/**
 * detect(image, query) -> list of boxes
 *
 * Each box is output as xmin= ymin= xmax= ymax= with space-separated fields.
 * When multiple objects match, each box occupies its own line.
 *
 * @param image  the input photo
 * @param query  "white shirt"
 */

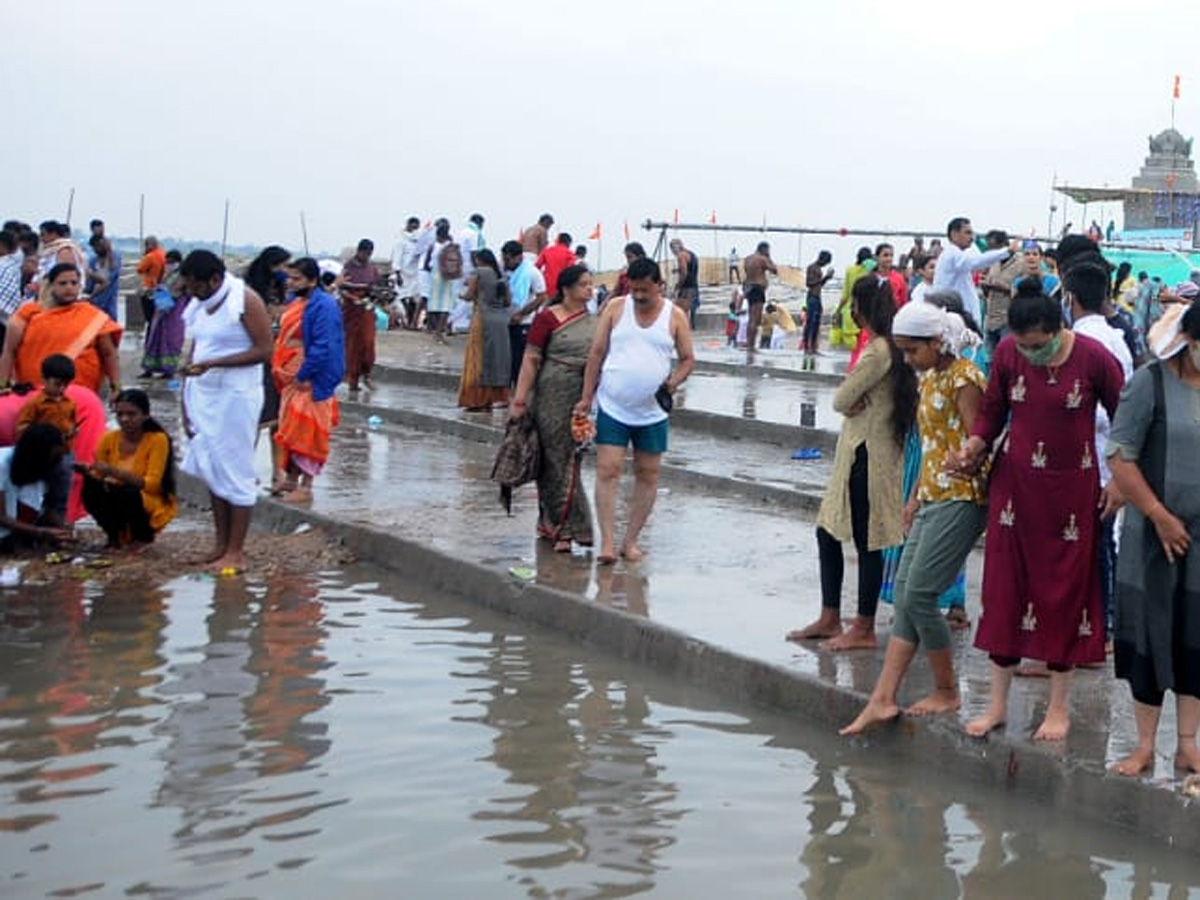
xmin=1072 ymin=315 xmax=1133 ymax=486
xmin=391 ymin=231 xmax=422 ymax=296
xmin=0 ymin=447 xmax=46 ymax=540
xmin=931 ymin=242 xmax=1010 ymax=309
xmin=511 ymin=265 xmax=547 ymax=325
xmin=457 ymin=223 xmax=485 ymax=278
xmin=911 ymin=281 xmax=931 ymax=304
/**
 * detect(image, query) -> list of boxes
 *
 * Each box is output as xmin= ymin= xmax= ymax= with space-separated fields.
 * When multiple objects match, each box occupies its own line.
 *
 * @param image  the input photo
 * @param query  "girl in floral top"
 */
xmin=841 ymin=302 xmax=988 ymax=735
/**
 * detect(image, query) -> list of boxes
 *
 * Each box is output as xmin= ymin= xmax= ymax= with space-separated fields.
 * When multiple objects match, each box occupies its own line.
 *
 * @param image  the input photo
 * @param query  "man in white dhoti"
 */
xmin=179 ymin=251 xmax=274 ymax=574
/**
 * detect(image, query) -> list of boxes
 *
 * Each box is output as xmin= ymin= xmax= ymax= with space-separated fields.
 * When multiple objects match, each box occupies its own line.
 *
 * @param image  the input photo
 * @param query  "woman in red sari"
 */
xmin=949 ymin=279 xmax=1124 ymax=741
xmin=271 ymin=258 xmax=345 ymax=503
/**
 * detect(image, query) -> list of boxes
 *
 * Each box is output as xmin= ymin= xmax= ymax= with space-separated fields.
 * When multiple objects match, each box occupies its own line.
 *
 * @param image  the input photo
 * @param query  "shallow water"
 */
xmin=1 ymin=567 xmax=1198 ymax=899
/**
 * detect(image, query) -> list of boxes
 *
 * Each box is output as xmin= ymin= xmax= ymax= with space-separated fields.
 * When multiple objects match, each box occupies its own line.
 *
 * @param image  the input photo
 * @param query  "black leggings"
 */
xmin=81 ymin=476 xmax=154 ymax=545
xmin=818 ymin=444 xmax=882 ymax=618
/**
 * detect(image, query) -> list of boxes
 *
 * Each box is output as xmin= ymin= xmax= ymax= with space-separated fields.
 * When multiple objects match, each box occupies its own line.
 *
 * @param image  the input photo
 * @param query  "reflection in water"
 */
xmin=154 ymin=575 xmax=332 ymax=846
xmin=469 ymin=627 xmax=678 ymax=896
xmin=2 ymin=567 xmax=1200 ymax=897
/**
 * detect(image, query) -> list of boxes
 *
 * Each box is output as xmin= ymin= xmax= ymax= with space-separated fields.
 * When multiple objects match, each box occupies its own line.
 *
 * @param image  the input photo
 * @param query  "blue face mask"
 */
xmin=273 ymin=269 xmax=288 ymax=285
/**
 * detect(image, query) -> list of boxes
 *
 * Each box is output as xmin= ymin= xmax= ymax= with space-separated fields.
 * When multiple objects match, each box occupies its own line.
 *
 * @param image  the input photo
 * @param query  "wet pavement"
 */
xmin=108 ymin=330 xmax=1200 ymax=849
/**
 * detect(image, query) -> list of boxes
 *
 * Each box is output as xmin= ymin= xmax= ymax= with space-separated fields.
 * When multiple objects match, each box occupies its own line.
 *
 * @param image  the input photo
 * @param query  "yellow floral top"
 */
xmin=917 ymin=357 xmax=988 ymax=505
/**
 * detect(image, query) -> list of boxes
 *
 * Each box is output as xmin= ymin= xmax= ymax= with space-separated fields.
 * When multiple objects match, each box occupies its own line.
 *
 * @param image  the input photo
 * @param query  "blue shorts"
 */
xmin=595 ymin=407 xmax=669 ymax=454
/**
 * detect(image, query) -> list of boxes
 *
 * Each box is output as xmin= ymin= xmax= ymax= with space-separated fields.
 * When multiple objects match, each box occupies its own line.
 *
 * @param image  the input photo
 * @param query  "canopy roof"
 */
xmin=1057 ymin=184 xmax=1200 ymax=203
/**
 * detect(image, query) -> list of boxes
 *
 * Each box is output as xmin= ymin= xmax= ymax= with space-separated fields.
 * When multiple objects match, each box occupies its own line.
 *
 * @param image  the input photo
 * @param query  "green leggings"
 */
xmin=892 ymin=501 xmax=987 ymax=651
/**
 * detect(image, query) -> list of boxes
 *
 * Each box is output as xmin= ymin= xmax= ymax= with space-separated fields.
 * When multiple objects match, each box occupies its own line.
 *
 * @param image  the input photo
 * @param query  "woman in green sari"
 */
xmin=510 ymin=265 xmax=596 ymax=552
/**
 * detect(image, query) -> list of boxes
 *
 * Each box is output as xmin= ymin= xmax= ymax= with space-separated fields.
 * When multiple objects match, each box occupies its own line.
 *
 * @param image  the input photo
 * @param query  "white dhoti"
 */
xmin=182 ymin=366 xmax=263 ymax=506
xmin=180 ymin=273 xmax=264 ymax=507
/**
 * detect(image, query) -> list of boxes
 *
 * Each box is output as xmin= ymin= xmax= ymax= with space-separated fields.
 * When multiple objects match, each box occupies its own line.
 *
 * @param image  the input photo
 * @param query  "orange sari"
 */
xmin=272 ymin=299 xmax=339 ymax=475
xmin=12 ymin=301 xmax=123 ymax=392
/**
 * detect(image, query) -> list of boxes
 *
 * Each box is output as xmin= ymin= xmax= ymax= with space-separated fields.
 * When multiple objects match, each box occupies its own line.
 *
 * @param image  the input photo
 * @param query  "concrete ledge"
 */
xmin=176 ymin=471 xmax=1200 ymax=852
xmin=370 ymin=363 xmax=839 ymax=452
xmin=338 ymin=400 xmax=824 ymax=513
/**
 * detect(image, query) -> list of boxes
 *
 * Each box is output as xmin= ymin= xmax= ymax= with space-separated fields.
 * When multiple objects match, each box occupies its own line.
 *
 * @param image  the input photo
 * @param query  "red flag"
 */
xmin=588 ymin=222 xmax=601 ymax=240
xmin=623 ymin=220 xmax=630 ymax=241
xmin=709 ymin=210 xmax=717 ymax=224
xmin=1175 ymin=74 xmax=1182 ymax=99
xmin=673 ymin=208 xmax=680 ymax=225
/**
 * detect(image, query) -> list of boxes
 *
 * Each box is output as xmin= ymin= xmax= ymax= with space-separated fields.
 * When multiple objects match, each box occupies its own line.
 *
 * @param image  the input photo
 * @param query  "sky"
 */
xmin=6 ymin=0 xmax=1198 ymax=265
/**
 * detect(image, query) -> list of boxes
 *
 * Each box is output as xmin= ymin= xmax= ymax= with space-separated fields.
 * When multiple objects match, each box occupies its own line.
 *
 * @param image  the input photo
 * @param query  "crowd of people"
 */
xmin=1 ymin=208 xmax=1198 ymax=779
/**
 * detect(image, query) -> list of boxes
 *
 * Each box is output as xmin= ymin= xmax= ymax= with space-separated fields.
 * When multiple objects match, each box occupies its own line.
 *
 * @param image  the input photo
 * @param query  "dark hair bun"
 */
xmin=1015 ymin=276 xmax=1045 ymax=299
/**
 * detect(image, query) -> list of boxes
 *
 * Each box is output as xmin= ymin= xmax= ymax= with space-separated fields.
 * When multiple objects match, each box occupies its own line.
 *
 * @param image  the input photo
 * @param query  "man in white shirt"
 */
xmin=391 ymin=217 xmax=423 ymax=329
xmin=931 ymin=217 xmax=1013 ymax=325
xmin=1062 ymin=258 xmax=1132 ymax=643
xmin=501 ymin=240 xmax=547 ymax=386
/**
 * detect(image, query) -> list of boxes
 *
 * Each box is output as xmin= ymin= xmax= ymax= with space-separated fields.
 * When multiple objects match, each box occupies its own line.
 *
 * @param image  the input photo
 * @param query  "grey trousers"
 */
xmin=893 ymin=500 xmax=987 ymax=651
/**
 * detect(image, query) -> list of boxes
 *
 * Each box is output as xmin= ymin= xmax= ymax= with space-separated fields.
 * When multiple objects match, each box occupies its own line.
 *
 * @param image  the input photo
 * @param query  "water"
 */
xmin=2 ymin=567 xmax=1199 ymax=899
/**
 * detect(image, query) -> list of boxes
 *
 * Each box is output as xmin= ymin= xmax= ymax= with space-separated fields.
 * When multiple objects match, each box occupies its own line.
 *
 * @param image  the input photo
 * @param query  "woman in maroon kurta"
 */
xmin=949 ymin=281 xmax=1123 ymax=741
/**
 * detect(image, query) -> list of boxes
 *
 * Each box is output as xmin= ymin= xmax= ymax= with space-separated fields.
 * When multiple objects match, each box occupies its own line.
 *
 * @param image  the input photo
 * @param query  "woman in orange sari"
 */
xmin=0 ymin=263 xmax=123 ymax=394
xmin=271 ymin=258 xmax=345 ymax=503
xmin=0 ymin=263 xmax=123 ymax=522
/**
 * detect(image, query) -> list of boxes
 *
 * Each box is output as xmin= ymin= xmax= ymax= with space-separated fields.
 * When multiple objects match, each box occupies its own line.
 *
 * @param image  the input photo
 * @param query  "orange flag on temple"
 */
xmin=1175 ymin=74 xmax=1182 ymax=99
xmin=588 ymin=222 xmax=601 ymax=240
xmin=623 ymin=220 xmax=630 ymax=240
xmin=709 ymin=210 xmax=717 ymax=224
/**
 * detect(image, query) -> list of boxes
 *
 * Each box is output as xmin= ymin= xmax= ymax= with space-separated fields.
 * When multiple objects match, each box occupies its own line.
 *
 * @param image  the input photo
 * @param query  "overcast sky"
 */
xmin=7 ymin=0 xmax=1195 ymax=263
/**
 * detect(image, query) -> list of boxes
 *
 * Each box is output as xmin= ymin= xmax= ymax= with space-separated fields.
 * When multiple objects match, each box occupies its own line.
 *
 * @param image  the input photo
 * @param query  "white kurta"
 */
xmin=181 ymin=275 xmax=264 ymax=506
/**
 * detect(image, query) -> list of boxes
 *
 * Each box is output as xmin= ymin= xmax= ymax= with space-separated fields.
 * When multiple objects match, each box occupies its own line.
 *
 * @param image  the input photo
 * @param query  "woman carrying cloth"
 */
xmin=510 ymin=265 xmax=596 ymax=552
xmin=271 ymin=258 xmax=345 ymax=503
xmin=79 ymin=388 xmax=178 ymax=549
xmin=0 ymin=262 xmax=123 ymax=395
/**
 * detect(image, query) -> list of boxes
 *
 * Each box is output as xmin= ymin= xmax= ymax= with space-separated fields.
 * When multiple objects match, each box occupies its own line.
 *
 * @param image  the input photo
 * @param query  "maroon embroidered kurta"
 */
xmin=972 ymin=334 xmax=1124 ymax=666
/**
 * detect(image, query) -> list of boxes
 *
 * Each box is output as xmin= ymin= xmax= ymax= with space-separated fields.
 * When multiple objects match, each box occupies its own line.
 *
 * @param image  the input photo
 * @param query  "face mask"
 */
xmin=1189 ymin=341 xmax=1200 ymax=370
xmin=1016 ymin=332 xmax=1062 ymax=367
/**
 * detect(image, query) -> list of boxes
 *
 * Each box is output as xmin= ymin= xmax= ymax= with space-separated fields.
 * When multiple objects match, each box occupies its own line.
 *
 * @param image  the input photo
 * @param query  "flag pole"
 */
xmin=65 ymin=187 xmax=75 ymax=227
xmin=138 ymin=194 xmax=145 ymax=246
xmin=300 ymin=211 xmax=310 ymax=255
xmin=220 ymin=199 xmax=230 ymax=259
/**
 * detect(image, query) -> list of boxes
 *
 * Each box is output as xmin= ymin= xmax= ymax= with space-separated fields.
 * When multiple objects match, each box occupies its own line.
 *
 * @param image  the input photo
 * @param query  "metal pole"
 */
xmin=300 ymin=211 xmax=310 ymax=255
xmin=644 ymin=219 xmax=948 ymax=240
xmin=138 ymin=194 xmax=145 ymax=245
xmin=220 ymin=199 xmax=230 ymax=259
xmin=65 ymin=187 xmax=75 ymax=227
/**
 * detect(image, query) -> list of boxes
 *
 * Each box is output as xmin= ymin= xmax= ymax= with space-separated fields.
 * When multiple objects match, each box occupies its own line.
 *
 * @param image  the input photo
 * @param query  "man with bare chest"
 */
xmin=742 ymin=241 xmax=777 ymax=354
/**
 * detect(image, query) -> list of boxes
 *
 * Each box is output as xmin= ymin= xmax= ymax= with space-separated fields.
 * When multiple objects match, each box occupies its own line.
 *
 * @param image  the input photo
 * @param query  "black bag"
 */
xmin=654 ymin=383 xmax=674 ymax=414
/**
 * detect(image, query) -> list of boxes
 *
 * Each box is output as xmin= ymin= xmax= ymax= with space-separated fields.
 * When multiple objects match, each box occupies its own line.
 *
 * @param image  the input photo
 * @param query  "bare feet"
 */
xmin=597 ymin=550 xmax=617 ymax=566
xmin=1111 ymin=746 xmax=1155 ymax=777
xmin=965 ymin=708 xmax=1007 ymax=738
xmin=907 ymin=688 xmax=960 ymax=717
xmin=553 ymin=539 xmax=572 ymax=553
xmin=279 ymin=486 xmax=313 ymax=504
xmin=786 ymin=613 xmax=842 ymax=643
xmin=209 ymin=553 xmax=247 ymax=575
xmin=822 ymin=623 xmax=877 ymax=652
xmin=1032 ymin=708 xmax=1070 ymax=742
xmin=620 ymin=544 xmax=645 ymax=562
xmin=839 ymin=700 xmax=900 ymax=736
xmin=1175 ymin=742 xmax=1200 ymax=773
xmin=201 ymin=547 xmax=226 ymax=565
